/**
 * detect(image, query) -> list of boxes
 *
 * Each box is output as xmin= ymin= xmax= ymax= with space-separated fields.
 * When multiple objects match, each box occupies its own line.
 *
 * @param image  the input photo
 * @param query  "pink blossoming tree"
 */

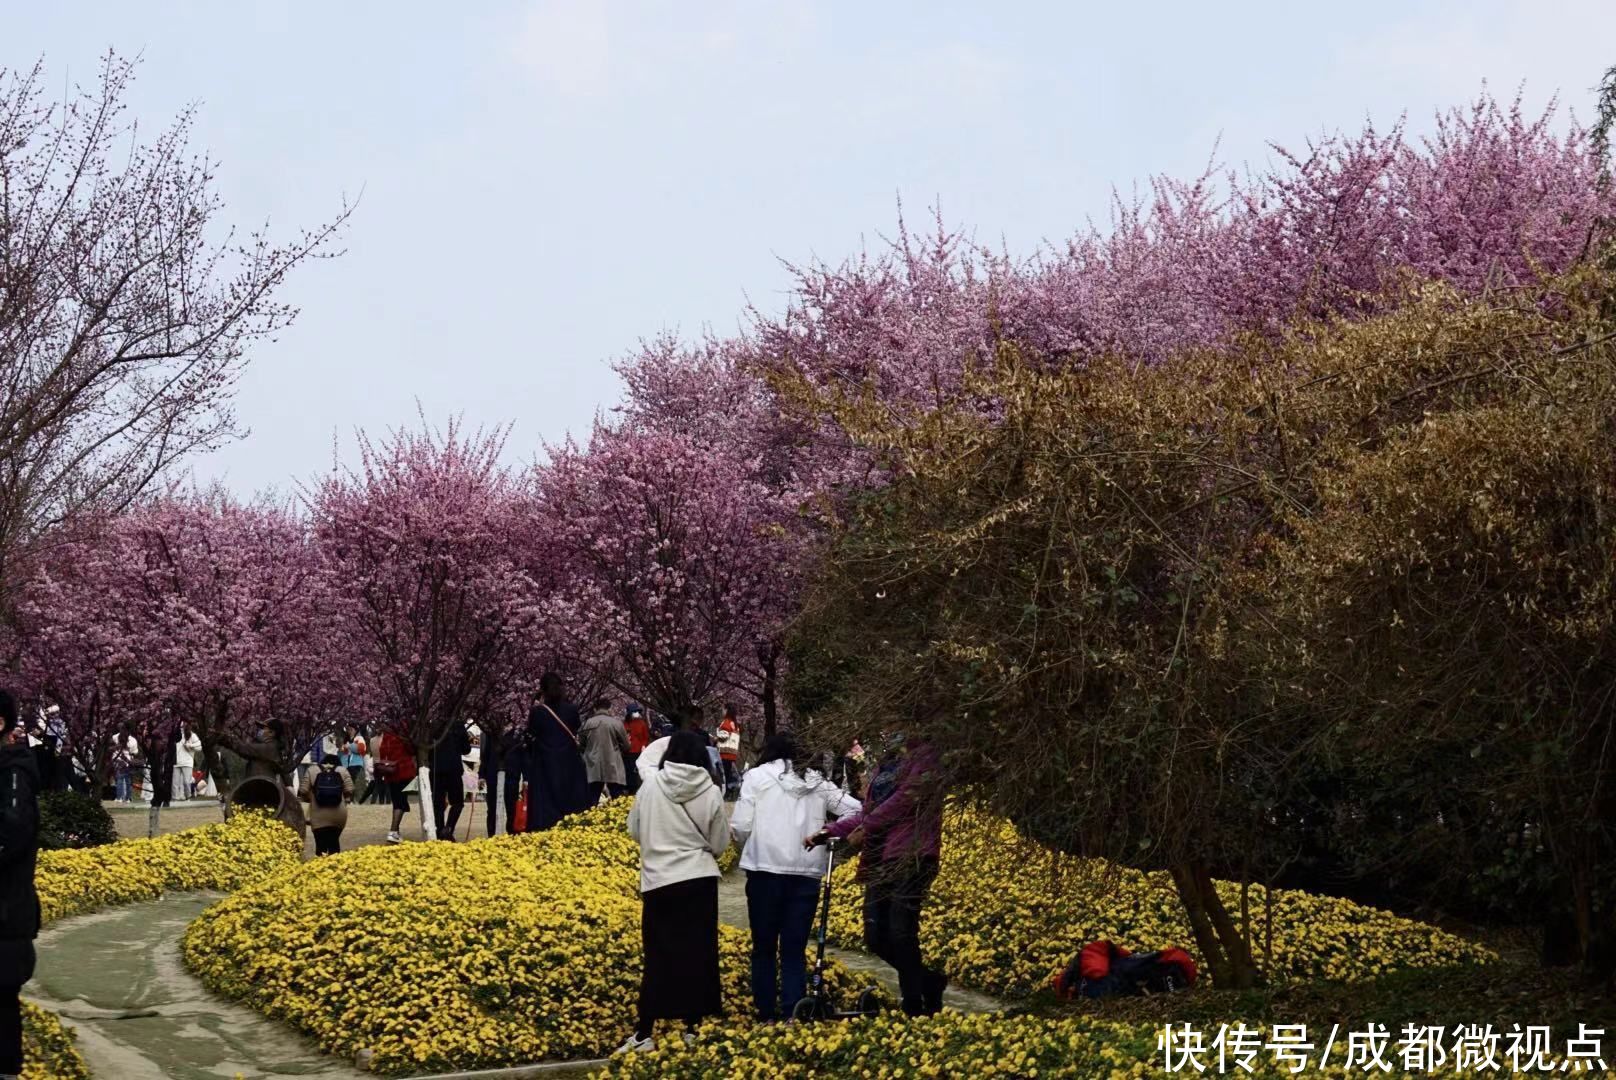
xmin=536 ymin=426 xmax=803 ymax=731
xmin=6 ymin=490 xmax=354 ymax=832
xmin=310 ymin=421 xmax=537 ymax=840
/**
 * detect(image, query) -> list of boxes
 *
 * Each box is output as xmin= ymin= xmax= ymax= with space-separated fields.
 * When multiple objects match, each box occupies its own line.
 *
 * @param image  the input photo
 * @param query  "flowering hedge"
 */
xmin=21 ymin=1004 xmax=91 ymax=1080
xmin=826 ymin=809 xmax=1495 ymax=997
xmin=593 ymin=1010 xmax=1589 ymax=1079
xmin=37 ymin=811 xmax=301 ymax=923
xmin=595 ymin=1012 xmax=1167 ymax=1080
xmin=184 ymin=798 xmax=851 ymax=1075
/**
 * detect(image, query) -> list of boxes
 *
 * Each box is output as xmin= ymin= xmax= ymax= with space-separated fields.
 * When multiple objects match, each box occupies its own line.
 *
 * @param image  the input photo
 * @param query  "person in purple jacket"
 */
xmin=806 ymin=736 xmax=947 ymax=1016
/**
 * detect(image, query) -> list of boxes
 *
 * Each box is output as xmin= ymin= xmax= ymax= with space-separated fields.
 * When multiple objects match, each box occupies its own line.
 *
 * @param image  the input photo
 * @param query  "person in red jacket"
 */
xmin=376 ymin=730 xmax=418 ymax=844
xmin=622 ymin=703 xmax=651 ymax=795
xmin=716 ymin=703 xmax=742 ymax=802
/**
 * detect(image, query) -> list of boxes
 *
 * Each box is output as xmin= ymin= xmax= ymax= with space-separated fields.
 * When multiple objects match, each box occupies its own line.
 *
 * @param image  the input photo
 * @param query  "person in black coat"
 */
xmin=431 ymin=719 xmax=472 ymax=841
xmin=0 ymin=690 xmax=40 ymax=1079
xmin=476 ymin=725 xmax=526 ymax=837
xmin=523 ymin=672 xmax=591 ymax=832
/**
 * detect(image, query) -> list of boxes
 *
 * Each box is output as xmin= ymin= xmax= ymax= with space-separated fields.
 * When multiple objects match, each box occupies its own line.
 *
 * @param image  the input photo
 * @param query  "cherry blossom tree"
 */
xmin=0 ymin=54 xmax=348 ymax=604
xmin=5 ymin=490 xmax=354 ymax=832
xmin=310 ymin=421 xmax=536 ymax=840
xmin=6 ymin=512 xmax=160 ymax=795
xmin=748 ymin=95 xmax=1609 ymax=411
xmin=536 ymin=426 xmax=803 ymax=730
xmin=603 ymin=91 xmax=1613 ymax=743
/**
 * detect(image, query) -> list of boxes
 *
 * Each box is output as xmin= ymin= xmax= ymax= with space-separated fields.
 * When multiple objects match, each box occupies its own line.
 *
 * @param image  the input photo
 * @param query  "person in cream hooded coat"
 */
xmin=620 ymin=731 xmax=729 ymax=1055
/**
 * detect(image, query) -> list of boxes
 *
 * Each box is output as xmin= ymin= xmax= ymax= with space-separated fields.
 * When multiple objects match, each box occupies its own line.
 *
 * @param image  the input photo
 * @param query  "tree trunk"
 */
xmin=1241 ymin=880 xmax=1251 ymax=946
xmin=1171 ymin=863 xmax=1230 ymax=986
xmin=493 ymin=770 xmax=508 ymax=836
xmin=1198 ymin=865 xmax=1266 ymax=988
xmin=758 ymin=639 xmax=780 ymax=737
xmin=1171 ymin=861 xmax=1265 ymax=989
xmin=414 ymin=754 xmax=436 ymax=841
xmin=1264 ymin=883 xmax=1275 ymax=967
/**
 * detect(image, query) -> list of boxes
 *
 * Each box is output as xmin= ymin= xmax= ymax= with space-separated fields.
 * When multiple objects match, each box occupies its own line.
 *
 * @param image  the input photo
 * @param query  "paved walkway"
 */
xmin=27 ymin=892 xmax=367 ymax=1080
xmin=104 ymin=798 xmax=464 ymax=854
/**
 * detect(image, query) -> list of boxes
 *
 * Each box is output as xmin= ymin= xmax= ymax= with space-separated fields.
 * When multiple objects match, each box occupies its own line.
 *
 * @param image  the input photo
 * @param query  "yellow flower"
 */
xmin=183 ymin=798 xmax=854 ymax=1076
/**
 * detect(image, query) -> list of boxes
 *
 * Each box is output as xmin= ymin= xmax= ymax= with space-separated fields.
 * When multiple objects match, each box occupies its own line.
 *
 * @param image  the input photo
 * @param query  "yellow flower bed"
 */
xmin=20 ymin=1003 xmax=90 ymax=1080
xmin=184 ymin=801 xmax=852 ymax=1075
xmin=37 ymin=812 xmax=301 ymax=923
xmin=826 ymin=809 xmax=1495 ymax=997
xmin=595 ymin=1011 xmax=1171 ymax=1079
xmin=593 ymin=1011 xmax=1576 ymax=1079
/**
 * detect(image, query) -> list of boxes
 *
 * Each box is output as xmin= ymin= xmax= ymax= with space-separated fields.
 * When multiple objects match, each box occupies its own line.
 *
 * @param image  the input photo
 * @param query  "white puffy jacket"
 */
xmin=730 ymin=760 xmax=862 ymax=878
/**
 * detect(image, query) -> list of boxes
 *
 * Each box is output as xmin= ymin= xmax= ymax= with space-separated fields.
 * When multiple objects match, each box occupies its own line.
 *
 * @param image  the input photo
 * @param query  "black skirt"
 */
xmin=639 ymin=876 xmax=722 ymax=1022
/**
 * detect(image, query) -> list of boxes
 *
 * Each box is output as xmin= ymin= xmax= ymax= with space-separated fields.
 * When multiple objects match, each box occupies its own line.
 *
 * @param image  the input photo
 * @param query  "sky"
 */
xmin=7 ymin=1 xmax=1616 ymax=496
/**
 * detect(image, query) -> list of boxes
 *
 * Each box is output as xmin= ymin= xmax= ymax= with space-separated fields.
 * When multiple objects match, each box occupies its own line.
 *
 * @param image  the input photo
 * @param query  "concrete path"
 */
xmin=26 ymin=892 xmax=367 ymax=1080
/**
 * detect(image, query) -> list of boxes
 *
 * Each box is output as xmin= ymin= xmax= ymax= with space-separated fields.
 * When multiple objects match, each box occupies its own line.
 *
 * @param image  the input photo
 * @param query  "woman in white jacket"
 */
xmin=619 ymin=730 xmax=729 ymax=1054
xmin=729 ymin=734 xmax=861 ymax=1021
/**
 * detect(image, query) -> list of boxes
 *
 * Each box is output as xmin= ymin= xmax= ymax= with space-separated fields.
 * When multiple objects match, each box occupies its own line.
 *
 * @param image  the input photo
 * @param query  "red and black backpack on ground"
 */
xmin=1052 ymin=940 xmax=1198 ymax=1000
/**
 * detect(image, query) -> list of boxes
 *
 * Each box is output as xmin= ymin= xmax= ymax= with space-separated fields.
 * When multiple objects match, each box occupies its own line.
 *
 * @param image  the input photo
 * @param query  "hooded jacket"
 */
xmin=730 ymin=759 xmax=861 ymax=878
xmin=0 ymin=743 xmax=41 ymax=946
xmin=626 ymin=761 xmax=729 ymax=893
xmin=638 ymin=735 xmax=723 ymax=788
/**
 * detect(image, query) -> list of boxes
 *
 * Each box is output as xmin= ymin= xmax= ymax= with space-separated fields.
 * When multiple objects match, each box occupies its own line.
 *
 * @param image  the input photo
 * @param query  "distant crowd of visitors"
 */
xmin=264 ymin=676 xmax=758 ymax=855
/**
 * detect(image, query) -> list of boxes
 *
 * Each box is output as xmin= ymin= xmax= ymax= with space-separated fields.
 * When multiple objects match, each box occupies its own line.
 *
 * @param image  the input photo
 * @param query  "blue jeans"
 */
xmin=745 ymin=870 xmax=822 ymax=1020
xmin=114 ymin=771 xmax=131 ymax=801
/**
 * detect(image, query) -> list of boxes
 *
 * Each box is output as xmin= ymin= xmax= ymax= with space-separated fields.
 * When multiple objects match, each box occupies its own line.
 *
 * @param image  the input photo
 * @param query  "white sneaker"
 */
xmin=613 ymin=1034 xmax=654 ymax=1055
xmin=385 ymin=831 xmax=402 ymax=844
xmin=681 ymin=1031 xmax=698 ymax=1046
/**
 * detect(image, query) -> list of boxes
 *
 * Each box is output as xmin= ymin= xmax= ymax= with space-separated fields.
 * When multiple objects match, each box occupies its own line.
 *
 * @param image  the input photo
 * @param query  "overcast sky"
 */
xmin=8 ymin=1 xmax=1616 ymax=496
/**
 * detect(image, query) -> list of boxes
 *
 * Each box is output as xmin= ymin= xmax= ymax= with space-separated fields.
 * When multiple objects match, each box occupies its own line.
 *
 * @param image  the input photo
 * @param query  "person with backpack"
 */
xmin=617 ymin=730 xmax=729 ymax=1055
xmin=808 ymin=736 xmax=947 ymax=1017
xmin=731 ymin=734 xmax=861 ymax=1021
xmin=375 ymin=729 xmax=418 ymax=844
xmin=299 ymin=755 xmax=353 ymax=855
xmin=0 ymin=690 xmax=41 ymax=1080
xmin=432 ymin=719 xmax=472 ymax=841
